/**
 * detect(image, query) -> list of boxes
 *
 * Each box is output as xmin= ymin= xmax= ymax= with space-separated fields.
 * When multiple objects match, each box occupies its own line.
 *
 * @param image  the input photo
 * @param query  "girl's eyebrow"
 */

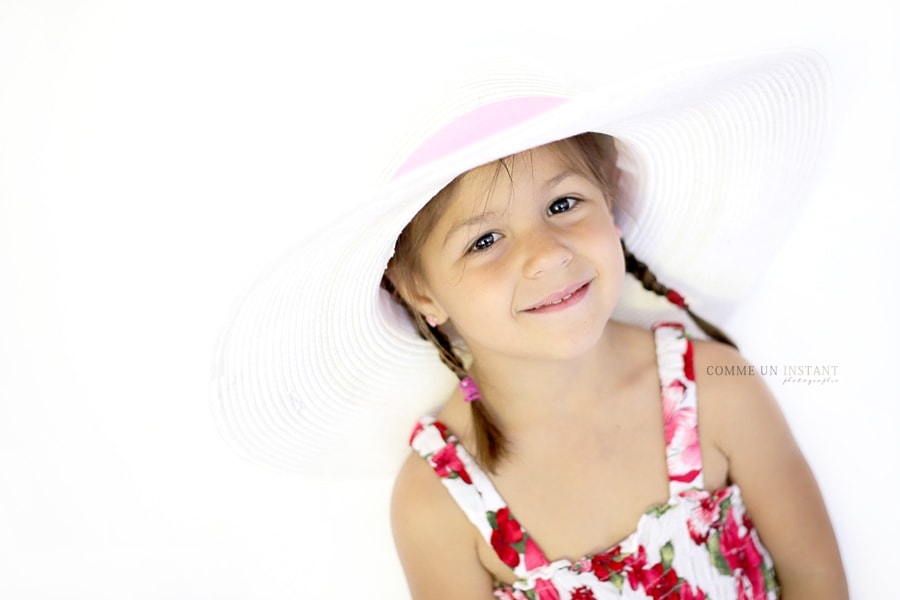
xmin=545 ymin=170 xmax=576 ymax=190
xmin=442 ymin=212 xmax=500 ymax=248
xmin=440 ymin=171 xmax=579 ymax=248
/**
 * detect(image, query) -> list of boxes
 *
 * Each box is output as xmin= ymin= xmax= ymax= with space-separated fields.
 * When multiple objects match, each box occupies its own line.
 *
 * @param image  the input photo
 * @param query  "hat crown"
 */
xmin=391 ymin=95 xmax=571 ymax=180
xmin=375 ymin=59 xmax=573 ymax=184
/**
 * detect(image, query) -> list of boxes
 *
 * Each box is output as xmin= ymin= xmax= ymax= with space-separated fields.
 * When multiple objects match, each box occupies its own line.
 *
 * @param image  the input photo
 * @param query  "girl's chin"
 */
xmin=468 ymin=323 xmax=612 ymax=364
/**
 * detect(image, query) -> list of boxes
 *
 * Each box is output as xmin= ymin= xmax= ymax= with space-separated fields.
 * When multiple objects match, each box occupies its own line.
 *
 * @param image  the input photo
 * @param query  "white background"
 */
xmin=1 ymin=0 xmax=897 ymax=597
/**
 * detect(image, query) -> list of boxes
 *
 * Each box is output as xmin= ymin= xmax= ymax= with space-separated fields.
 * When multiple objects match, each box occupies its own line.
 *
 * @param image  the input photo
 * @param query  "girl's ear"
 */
xmin=407 ymin=285 xmax=449 ymax=327
xmin=384 ymin=268 xmax=449 ymax=326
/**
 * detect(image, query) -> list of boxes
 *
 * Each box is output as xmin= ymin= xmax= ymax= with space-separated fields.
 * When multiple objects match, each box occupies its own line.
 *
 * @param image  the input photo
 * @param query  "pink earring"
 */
xmin=425 ymin=315 xmax=439 ymax=327
xmin=459 ymin=376 xmax=481 ymax=403
xmin=614 ymin=224 xmax=622 ymax=237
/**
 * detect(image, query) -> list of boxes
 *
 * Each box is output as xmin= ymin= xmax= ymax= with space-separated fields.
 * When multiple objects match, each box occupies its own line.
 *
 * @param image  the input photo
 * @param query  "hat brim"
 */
xmin=211 ymin=50 xmax=830 ymax=477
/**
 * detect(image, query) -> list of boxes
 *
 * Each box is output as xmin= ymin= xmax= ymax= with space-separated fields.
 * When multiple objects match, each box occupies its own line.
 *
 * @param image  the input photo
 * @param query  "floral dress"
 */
xmin=409 ymin=323 xmax=778 ymax=600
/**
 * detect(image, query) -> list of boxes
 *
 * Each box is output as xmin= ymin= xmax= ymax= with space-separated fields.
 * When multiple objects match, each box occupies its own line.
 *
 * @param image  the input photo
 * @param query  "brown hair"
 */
xmin=383 ymin=132 xmax=735 ymax=472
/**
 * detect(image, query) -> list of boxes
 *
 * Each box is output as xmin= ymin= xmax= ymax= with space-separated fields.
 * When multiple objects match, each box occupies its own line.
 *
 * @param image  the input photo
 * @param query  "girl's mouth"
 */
xmin=523 ymin=279 xmax=592 ymax=314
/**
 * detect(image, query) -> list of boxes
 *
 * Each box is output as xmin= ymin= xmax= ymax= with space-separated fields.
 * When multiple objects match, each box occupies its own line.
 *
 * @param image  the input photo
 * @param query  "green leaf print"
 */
xmin=763 ymin=562 xmax=778 ymax=592
xmin=660 ymin=541 xmax=674 ymax=571
xmin=706 ymin=531 xmax=732 ymax=576
xmin=487 ymin=511 xmax=498 ymax=530
xmin=610 ymin=571 xmax=625 ymax=591
xmin=717 ymin=497 xmax=733 ymax=522
xmin=645 ymin=503 xmax=677 ymax=518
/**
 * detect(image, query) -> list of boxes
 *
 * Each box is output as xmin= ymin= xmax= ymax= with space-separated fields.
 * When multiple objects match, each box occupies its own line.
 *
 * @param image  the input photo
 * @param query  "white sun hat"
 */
xmin=210 ymin=50 xmax=831 ymax=477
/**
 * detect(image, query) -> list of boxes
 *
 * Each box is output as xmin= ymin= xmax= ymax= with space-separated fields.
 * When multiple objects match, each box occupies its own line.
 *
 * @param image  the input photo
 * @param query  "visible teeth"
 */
xmin=545 ymin=292 xmax=574 ymax=307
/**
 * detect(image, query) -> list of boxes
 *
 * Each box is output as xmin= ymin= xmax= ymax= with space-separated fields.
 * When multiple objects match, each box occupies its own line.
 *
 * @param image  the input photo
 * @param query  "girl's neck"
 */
xmin=466 ymin=320 xmax=643 ymax=429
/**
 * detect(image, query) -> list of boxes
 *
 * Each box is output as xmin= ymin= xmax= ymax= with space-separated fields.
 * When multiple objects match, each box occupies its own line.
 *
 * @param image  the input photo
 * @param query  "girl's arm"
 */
xmin=695 ymin=341 xmax=848 ymax=599
xmin=392 ymin=454 xmax=496 ymax=599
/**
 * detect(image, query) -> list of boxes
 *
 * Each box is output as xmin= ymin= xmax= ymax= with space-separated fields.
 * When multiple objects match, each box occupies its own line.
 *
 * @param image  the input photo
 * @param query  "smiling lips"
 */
xmin=522 ymin=279 xmax=592 ymax=314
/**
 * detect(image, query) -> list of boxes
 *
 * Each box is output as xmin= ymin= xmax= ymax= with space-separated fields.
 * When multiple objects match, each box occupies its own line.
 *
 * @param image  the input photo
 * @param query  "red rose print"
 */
xmin=590 ymin=545 xmax=626 ymax=582
xmin=720 ymin=509 xmax=766 ymax=598
xmin=662 ymin=381 xmax=701 ymax=483
xmin=679 ymin=582 xmax=707 ymax=600
xmin=432 ymin=420 xmax=451 ymax=440
xmin=534 ymin=577 xmax=560 ymax=600
xmin=429 ymin=442 xmax=472 ymax=484
xmin=680 ymin=489 xmax=727 ymax=544
xmin=641 ymin=562 xmax=680 ymax=600
xmin=570 ymin=586 xmax=596 ymax=600
xmin=524 ymin=536 xmax=549 ymax=570
xmin=491 ymin=507 xmax=524 ymax=568
xmin=661 ymin=381 xmax=688 ymax=442
xmin=682 ymin=339 xmax=695 ymax=381
xmin=624 ymin=546 xmax=647 ymax=590
xmin=408 ymin=421 xmax=424 ymax=446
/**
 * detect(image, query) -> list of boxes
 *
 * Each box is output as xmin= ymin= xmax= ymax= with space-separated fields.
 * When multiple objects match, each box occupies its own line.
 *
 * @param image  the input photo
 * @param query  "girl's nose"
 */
xmin=522 ymin=230 xmax=573 ymax=279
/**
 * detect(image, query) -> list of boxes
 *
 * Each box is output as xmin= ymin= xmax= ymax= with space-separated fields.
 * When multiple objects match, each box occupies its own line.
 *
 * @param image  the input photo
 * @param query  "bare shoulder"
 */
xmin=690 ymin=339 xmax=803 ymax=469
xmin=691 ymin=338 xmax=848 ymax=597
xmin=690 ymin=338 xmax=800 ymax=482
xmin=690 ymin=339 xmax=774 ymax=454
xmin=692 ymin=338 xmax=765 ymax=400
xmin=391 ymin=451 xmax=494 ymax=599
xmin=392 ymin=451 xmax=456 ymax=526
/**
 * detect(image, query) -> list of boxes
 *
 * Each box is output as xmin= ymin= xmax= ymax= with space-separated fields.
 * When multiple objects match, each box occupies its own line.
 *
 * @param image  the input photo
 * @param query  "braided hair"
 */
xmin=381 ymin=278 xmax=508 ymax=469
xmin=621 ymin=239 xmax=737 ymax=349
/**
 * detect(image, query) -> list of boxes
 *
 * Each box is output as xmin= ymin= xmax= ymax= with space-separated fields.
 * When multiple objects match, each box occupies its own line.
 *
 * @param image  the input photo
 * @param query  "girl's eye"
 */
xmin=470 ymin=232 xmax=501 ymax=253
xmin=547 ymin=197 xmax=578 ymax=215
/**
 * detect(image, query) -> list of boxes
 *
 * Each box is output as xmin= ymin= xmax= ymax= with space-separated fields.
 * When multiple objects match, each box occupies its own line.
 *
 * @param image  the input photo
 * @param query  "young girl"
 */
xmin=211 ymin=51 xmax=847 ymax=599
xmin=382 ymin=71 xmax=847 ymax=598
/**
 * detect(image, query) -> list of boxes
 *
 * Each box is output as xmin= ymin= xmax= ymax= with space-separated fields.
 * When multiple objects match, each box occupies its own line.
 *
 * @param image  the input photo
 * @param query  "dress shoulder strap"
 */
xmin=408 ymin=417 xmax=550 ymax=578
xmin=409 ymin=418 xmax=506 ymax=544
xmin=652 ymin=322 xmax=704 ymax=493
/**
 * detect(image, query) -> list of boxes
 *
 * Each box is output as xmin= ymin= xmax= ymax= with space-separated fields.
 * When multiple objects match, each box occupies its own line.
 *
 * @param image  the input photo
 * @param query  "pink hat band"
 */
xmin=392 ymin=95 xmax=569 ymax=180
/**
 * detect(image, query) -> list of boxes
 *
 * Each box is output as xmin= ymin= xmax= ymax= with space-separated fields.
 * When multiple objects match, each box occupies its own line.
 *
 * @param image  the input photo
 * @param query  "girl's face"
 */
xmin=412 ymin=144 xmax=625 ymax=363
